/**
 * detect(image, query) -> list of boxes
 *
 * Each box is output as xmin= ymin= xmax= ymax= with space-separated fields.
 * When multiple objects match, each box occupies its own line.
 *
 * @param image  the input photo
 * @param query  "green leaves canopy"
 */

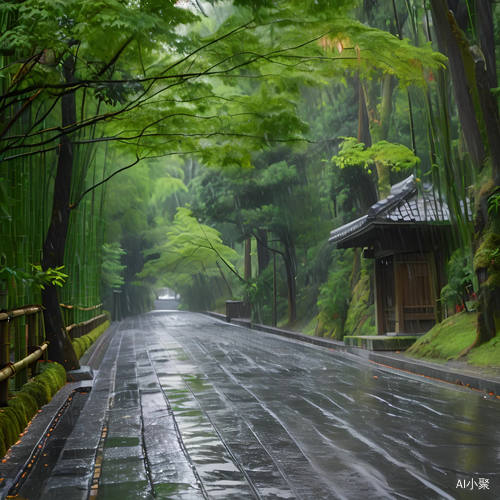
xmin=332 ymin=137 xmax=420 ymax=173
xmin=140 ymin=207 xmax=239 ymax=290
xmin=1 ymin=0 xmax=446 ymax=172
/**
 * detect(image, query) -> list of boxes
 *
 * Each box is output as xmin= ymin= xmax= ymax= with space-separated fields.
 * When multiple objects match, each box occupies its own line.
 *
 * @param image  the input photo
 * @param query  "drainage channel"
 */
xmin=7 ymin=388 xmax=90 ymax=499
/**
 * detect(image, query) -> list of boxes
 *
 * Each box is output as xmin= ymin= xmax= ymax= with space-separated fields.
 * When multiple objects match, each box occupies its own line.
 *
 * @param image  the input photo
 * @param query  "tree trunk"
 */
xmin=476 ymin=0 xmax=497 ymax=92
xmin=357 ymin=75 xmax=371 ymax=147
xmin=244 ymin=237 xmax=252 ymax=281
xmin=282 ymin=239 xmax=297 ymax=324
xmin=363 ymin=73 xmax=395 ymax=199
xmin=429 ymin=0 xmax=485 ymax=168
xmin=41 ymin=55 xmax=80 ymax=370
xmin=430 ymin=0 xmax=500 ymax=347
xmin=473 ymin=48 xmax=500 ymax=185
xmin=256 ymin=229 xmax=270 ymax=275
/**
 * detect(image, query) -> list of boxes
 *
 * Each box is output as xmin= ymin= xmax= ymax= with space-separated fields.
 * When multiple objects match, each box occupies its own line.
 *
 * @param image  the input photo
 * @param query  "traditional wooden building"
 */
xmin=329 ymin=175 xmax=451 ymax=335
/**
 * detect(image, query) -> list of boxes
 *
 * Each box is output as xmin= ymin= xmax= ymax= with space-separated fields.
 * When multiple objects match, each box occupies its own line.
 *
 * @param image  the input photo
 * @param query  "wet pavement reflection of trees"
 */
xmin=142 ymin=311 xmax=499 ymax=499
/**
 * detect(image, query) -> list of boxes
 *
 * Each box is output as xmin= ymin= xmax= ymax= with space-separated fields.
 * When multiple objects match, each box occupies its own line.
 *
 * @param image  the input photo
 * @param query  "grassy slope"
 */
xmin=406 ymin=311 xmax=500 ymax=367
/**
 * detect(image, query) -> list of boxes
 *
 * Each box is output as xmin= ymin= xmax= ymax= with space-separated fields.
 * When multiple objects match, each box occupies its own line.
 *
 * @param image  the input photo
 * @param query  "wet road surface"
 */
xmin=36 ymin=311 xmax=500 ymax=498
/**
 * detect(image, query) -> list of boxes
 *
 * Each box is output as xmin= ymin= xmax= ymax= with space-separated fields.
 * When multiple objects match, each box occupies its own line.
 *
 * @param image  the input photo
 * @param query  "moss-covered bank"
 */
xmin=344 ymin=270 xmax=376 ymax=336
xmin=72 ymin=320 xmax=110 ymax=359
xmin=406 ymin=311 xmax=500 ymax=367
xmin=0 ymin=362 xmax=66 ymax=457
xmin=0 ymin=320 xmax=109 ymax=457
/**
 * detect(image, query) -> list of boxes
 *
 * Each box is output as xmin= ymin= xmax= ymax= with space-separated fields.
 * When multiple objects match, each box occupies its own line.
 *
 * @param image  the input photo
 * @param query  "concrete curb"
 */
xmin=368 ymin=353 xmax=500 ymax=395
xmin=205 ymin=312 xmax=500 ymax=398
xmin=205 ymin=311 xmax=348 ymax=351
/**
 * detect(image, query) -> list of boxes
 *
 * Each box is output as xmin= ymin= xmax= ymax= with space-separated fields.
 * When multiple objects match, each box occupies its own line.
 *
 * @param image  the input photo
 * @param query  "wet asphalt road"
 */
xmin=29 ymin=309 xmax=500 ymax=499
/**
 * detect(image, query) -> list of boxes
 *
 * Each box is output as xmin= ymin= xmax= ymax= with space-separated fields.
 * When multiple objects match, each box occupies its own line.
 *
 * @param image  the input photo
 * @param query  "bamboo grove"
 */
xmin=1 ymin=1 xmax=499 ymax=368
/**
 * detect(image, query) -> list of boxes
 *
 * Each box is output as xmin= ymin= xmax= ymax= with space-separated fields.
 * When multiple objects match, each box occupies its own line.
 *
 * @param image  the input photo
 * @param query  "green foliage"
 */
xmin=0 ymin=0 xmax=482 ymax=345
xmin=0 ymin=265 xmax=67 ymax=293
xmin=30 ymin=265 xmax=68 ymax=289
xmin=144 ymin=206 xmax=239 ymax=278
xmin=344 ymin=268 xmax=376 ymax=336
xmin=101 ymin=243 xmax=126 ymax=289
xmin=487 ymin=191 xmax=500 ymax=218
xmin=1 ymin=0 xmax=450 ymax=327
xmin=440 ymin=249 xmax=475 ymax=310
xmin=316 ymin=250 xmax=352 ymax=339
xmin=332 ymin=137 xmax=420 ymax=173
xmin=140 ymin=207 xmax=239 ymax=310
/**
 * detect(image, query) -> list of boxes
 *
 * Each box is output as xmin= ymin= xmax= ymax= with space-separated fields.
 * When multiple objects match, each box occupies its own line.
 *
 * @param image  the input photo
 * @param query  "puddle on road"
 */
xmin=146 ymin=337 xmax=260 ymax=498
xmin=148 ymin=312 xmax=500 ymax=500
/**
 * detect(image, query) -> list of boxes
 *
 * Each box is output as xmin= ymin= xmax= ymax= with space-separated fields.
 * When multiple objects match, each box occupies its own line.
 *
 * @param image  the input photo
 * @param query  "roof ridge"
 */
xmin=328 ymin=175 xmax=451 ymax=246
xmin=367 ymin=175 xmax=416 ymax=219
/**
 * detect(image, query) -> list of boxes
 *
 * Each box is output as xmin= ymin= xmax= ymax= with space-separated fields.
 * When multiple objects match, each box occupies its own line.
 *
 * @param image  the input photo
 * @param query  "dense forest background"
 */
xmin=1 ymin=0 xmax=499 ymax=368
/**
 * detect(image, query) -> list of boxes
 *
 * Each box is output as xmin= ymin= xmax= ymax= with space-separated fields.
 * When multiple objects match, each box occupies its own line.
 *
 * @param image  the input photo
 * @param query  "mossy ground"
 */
xmin=344 ymin=270 xmax=376 ymax=336
xmin=0 ymin=362 xmax=66 ymax=457
xmin=0 ymin=321 xmax=109 ymax=457
xmin=406 ymin=311 xmax=500 ymax=368
xmin=72 ymin=320 xmax=110 ymax=359
xmin=468 ymin=334 xmax=500 ymax=366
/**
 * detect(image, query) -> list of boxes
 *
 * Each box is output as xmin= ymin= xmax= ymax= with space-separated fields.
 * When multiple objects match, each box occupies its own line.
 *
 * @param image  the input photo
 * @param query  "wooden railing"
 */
xmin=0 ymin=302 xmax=108 ymax=406
xmin=60 ymin=302 xmax=103 ymax=329
xmin=65 ymin=313 xmax=108 ymax=339
xmin=0 ymin=306 xmax=46 ymax=405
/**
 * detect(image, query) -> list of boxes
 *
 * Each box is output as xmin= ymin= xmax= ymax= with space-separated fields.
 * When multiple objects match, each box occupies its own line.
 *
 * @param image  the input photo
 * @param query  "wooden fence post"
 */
xmin=15 ymin=316 xmax=28 ymax=389
xmin=26 ymin=313 xmax=38 ymax=378
xmin=0 ymin=320 xmax=10 ymax=406
xmin=40 ymin=312 xmax=48 ymax=362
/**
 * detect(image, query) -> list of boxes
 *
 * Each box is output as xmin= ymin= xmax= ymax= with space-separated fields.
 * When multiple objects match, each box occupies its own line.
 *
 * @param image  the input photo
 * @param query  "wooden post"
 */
xmin=0 ymin=320 xmax=10 ymax=406
xmin=394 ymin=261 xmax=404 ymax=334
xmin=244 ymin=238 xmax=252 ymax=281
xmin=428 ymin=252 xmax=440 ymax=323
xmin=15 ymin=316 xmax=28 ymax=389
xmin=26 ymin=313 xmax=37 ymax=378
xmin=113 ymin=290 xmax=122 ymax=321
xmin=40 ymin=312 xmax=48 ymax=362
xmin=374 ymin=259 xmax=384 ymax=335
xmin=34 ymin=311 xmax=41 ymax=375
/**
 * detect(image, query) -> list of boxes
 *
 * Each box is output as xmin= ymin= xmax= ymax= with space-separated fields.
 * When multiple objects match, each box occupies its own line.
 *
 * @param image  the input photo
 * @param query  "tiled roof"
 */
xmin=329 ymin=175 xmax=450 ymax=244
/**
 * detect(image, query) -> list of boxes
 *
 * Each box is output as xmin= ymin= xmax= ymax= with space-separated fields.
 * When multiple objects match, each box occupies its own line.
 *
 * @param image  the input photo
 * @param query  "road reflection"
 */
xmin=143 ymin=311 xmax=499 ymax=499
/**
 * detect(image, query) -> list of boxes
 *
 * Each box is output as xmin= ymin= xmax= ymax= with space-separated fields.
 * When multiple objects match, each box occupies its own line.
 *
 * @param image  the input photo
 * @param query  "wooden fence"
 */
xmin=60 ymin=303 xmax=103 ymax=330
xmin=65 ymin=313 xmax=108 ymax=339
xmin=0 ymin=303 xmax=106 ymax=406
xmin=0 ymin=306 xmax=46 ymax=405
